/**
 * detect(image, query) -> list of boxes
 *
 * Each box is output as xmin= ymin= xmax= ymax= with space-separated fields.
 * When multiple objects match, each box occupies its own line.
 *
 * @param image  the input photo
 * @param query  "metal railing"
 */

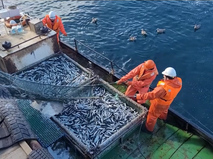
xmin=1 ymin=0 xmax=4 ymax=9
xmin=74 ymin=39 xmax=128 ymax=76
xmin=2 ymin=35 xmax=41 ymax=51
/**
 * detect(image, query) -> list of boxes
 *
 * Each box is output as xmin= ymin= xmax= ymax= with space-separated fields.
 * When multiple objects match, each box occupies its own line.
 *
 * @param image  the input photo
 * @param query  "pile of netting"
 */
xmin=0 ymin=70 xmax=95 ymax=101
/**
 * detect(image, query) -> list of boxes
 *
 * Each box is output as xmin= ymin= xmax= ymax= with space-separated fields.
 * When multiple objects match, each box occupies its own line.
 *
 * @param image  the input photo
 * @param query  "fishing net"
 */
xmin=0 ymin=53 xmax=104 ymax=101
xmin=0 ymin=70 xmax=97 ymax=102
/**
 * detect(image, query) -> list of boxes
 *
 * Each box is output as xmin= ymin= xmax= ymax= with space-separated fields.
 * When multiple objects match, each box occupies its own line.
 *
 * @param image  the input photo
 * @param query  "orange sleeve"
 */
xmin=137 ymin=86 xmax=166 ymax=100
xmin=120 ymin=63 xmax=143 ymax=82
xmin=131 ymin=76 xmax=155 ymax=88
xmin=58 ymin=18 xmax=67 ymax=35
xmin=42 ymin=15 xmax=47 ymax=25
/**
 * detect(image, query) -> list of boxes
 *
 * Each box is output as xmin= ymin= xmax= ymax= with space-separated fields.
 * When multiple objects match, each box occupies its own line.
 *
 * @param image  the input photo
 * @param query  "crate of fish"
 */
xmin=12 ymin=53 xmax=93 ymax=101
xmin=15 ymin=53 xmax=92 ymax=86
xmin=52 ymin=78 xmax=148 ymax=158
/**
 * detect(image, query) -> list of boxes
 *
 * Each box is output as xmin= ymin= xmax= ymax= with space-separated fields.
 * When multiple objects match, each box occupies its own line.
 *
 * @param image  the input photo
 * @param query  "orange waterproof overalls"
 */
xmin=42 ymin=15 xmax=67 ymax=42
xmin=119 ymin=63 xmax=158 ymax=104
xmin=137 ymin=77 xmax=182 ymax=131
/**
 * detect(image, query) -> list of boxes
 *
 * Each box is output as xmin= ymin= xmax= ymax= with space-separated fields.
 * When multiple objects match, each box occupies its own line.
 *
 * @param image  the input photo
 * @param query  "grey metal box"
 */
xmin=28 ymin=19 xmax=43 ymax=34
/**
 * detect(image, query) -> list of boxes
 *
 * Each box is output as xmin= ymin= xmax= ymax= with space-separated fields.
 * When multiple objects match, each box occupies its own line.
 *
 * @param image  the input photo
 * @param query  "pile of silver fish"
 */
xmin=55 ymin=85 xmax=139 ymax=151
xmin=16 ymin=55 xmax=89 ymax=86
xmin=13 ymin=54 xmax=140 ymax=152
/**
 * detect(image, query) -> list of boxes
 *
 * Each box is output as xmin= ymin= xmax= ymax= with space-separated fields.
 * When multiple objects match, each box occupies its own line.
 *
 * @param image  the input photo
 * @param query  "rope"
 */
xmin=136 ymin=119 xmax=146 ymax=157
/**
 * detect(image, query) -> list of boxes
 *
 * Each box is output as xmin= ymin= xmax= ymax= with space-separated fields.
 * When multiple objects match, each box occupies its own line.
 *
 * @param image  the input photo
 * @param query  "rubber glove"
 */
xmin=116 ymin=80 xmax=122 ymax=85
xmin=136 ymin=94 xmax=141 ymax=100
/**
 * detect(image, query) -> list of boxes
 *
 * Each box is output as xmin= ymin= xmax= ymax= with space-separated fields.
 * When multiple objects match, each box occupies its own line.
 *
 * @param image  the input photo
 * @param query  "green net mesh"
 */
xmin=17 ymin=99 xmax=64 ymax=148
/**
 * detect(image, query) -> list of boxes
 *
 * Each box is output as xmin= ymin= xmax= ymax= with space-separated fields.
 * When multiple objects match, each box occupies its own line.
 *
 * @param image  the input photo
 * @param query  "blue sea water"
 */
xmin=3 ymin=1 xmax=213 ymax=135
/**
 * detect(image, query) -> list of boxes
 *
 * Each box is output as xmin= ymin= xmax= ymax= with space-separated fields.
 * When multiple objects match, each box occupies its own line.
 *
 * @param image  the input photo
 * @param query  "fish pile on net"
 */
xmin=55 ymin=85 xmax=139 ymax=150
xmin=0 ymin=55 xmax=93 ymax=101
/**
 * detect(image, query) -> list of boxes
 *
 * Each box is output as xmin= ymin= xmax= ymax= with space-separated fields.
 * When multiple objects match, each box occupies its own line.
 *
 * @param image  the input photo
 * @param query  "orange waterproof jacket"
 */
xmin=137 ymin=77 xmax=182 ymax=106
xmin=42 ymin=15 xmax=66 ymax=35
xmin=119 ymin=63 xmax=158 ymax=88
xmin=155 ymin=77 xmax=182 ymax=105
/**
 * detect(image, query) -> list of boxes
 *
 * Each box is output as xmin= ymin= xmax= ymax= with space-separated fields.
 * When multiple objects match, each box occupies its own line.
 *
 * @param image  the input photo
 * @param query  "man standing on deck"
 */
xmin=136 ymin=67 xmax=182 ymax=132
xmin=42 ymin=11 xmax=67 ymax=42
xmin=116 ymin=60 xmax=158 ymax=104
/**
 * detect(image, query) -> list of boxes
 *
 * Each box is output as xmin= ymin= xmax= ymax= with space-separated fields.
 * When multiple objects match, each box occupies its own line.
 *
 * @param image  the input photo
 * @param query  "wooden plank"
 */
xmin=128 ymin=148 xmax=146 ymax=159
xmin=0 ymin=144 xmax=27 ymax=159
xmin=193 ymin=144 xmax=213 ymax=159
xmin=101 ymin=116 xmax=213 ymax=159
xmin=138 ymin=123 xmax=179 ymax=158
xmin=170 ymin=135 xmax=206 ymax=159
xmin=0 ymin=144 xmax=19 ymax=156
xmin=19 ymin=141 xmax=32 ymax=155
xmin=150 ymin=129 xmax=192 ymax=159
xmin=108 ymin=120 xmax=176 ymax=159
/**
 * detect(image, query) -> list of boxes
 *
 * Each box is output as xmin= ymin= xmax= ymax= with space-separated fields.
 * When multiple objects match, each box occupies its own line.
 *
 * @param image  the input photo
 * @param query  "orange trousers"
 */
xmin=146 ymin=102 xmax=169 ymax=132
xmin=56 ymin=32 xmax=60 ymax=42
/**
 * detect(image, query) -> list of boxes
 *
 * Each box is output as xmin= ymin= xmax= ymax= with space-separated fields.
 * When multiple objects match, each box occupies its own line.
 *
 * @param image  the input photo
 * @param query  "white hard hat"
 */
xmin=49 ymin=11 xmax=56 ymax=20
xmin=10 ymin=20 xmax=16 ymax=25
xmin=162 ymin=67 xmax=176 ymax=78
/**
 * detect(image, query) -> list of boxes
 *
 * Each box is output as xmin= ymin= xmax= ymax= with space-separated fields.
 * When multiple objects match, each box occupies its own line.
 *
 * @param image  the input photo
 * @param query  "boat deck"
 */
xmin=0 ymin=19 xmax=59 ymax=73
xmin=0 ymin=19 xmax=55 ymax=57
xmin=0 ymin=141 xmax=32 ymax=159
xmin=102 ymin=120 xmax=213 ymax=159
xmin=59 ymin=42 xmax=213 ymax=159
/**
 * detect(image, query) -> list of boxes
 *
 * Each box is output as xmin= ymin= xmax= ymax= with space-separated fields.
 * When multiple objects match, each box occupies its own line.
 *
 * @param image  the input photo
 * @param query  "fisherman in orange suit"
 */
xmin=42 ymin=11 xmax=67 ymax=42
xmin=136 ymin=67 xmax=182 ymax=132
xmin=116 ymin=60 xmax=158 ymax=104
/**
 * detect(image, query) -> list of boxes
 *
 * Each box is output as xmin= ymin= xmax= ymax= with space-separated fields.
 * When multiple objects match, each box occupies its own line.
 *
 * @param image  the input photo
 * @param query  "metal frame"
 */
xmin=51 ymin=78 xmax=148 ymax=158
